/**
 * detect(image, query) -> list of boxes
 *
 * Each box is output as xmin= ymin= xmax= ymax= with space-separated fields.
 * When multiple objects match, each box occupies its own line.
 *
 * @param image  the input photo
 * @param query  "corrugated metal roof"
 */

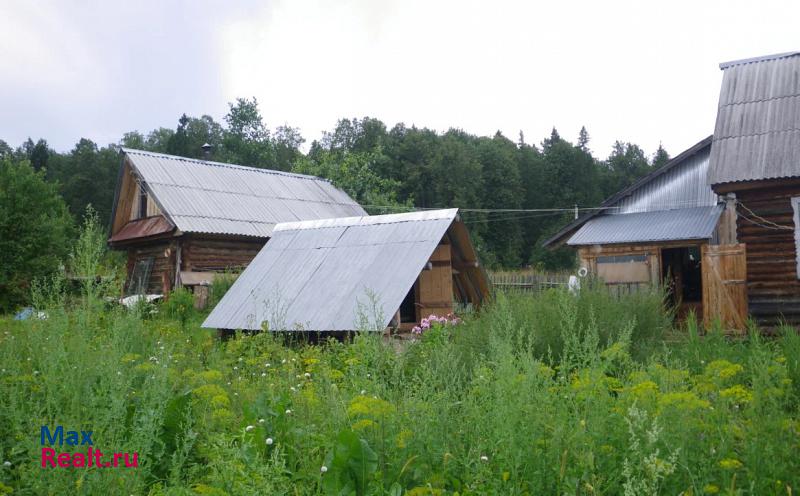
xmin=543 ymin=136 xmax=715 ymax=247
xmin=709 ymin=52 xmax=800 ymax=185
xmin=567 ymin=205 xmax=723 ymax=246
xmin=121 ymin=148 xmax=367 ymax=238
xmin=202 ymin=209 xmax=463 ymax=332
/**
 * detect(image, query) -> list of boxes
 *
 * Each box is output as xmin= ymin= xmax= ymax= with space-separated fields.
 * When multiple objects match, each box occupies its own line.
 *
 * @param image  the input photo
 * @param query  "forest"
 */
xmin=0 ymin=97 xmax=670 ymax=310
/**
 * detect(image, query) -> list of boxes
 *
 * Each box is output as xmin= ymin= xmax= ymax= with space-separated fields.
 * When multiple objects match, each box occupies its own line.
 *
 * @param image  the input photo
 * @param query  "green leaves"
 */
xmin=322 ymin=430 xmax=378 ymax=496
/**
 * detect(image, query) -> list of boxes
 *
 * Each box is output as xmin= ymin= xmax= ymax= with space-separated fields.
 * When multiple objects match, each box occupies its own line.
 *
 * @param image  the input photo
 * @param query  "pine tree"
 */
xmin=577 ymin=126 xmax=590 ymax=152
xmin=653 ymin=143 xmax=670 ymax=168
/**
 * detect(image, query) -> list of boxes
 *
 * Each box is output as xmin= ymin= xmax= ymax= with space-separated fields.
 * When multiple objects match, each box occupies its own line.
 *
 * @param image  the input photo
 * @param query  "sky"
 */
xmin=1 ymin=0 xmax=799 ymax=159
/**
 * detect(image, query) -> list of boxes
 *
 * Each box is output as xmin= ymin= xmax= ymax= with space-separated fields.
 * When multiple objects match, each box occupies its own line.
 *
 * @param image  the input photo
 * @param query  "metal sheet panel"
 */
xmin=709 ymin=53 xmax=800 ymax=185
xmin=202 ymin=209 xmax=458 ymax=331
xmin=123 ymin=148 xmax=367 ymax=237
xmin=567 ymin=205 xmax=723 ymax=246
xmin=613 ymin=147 xmax=717 ymax=213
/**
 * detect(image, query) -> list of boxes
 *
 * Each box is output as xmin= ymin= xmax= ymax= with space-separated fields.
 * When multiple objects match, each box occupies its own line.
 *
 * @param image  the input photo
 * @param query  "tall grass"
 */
xmin=0 ymin=227 xmax=798 ymax=494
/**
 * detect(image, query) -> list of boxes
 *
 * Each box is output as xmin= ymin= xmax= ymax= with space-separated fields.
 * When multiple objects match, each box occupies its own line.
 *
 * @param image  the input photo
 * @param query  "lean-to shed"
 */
xmin=108 ymin=149 xmax=366 ymax=299
xmin=708 ymin=51 xmax=800 ymax=326
xmin=202 ymin=208 xmax=490 ymax=333
xmin=544 ymin=137 xmax=740 ymax=326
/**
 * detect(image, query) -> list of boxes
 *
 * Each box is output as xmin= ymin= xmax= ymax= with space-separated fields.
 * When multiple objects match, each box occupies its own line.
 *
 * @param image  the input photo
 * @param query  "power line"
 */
xmin=737 ymin=201 xmax=793 ymax=231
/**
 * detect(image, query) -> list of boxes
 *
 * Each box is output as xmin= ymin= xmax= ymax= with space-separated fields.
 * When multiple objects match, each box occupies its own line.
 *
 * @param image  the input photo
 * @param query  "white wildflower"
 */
xmin=320 ymin=465 xmax=328 ymax=473
xmin=360 ymin=390 xmax=366 ymax=395
xmin=480 ymin=455 xmax=489 ymax=462
xmin=3 ymin=461 xmax=11 ymax=467
xmin=285 ymin=409 xmax=292 ymax=415
xmin=261 ymin=372 xmax=267 ymax=377
xmin=245 ymin=425 xmax=255 ymax=432
xmin=304 ymin=372 xmax=311 ymax=378
xmin=265 ymin=437 xmax=273 ymax=445
xmin=258 ymin=418 xmax=265 ymax=424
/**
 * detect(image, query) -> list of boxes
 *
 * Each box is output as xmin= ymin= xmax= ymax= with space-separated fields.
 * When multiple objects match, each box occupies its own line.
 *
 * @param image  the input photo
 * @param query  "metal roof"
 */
xmin=543 ymin=136 xmax=714 ymax=247
xmin=120 ymin=148 xmax=366 ymax=238
xmin=567 ymin=205 xmax=723 ymax=246
xmin=709 ymin=52 xmax=800 ymax=185
xmin=202 ymin=209 xmax=487 ymax=332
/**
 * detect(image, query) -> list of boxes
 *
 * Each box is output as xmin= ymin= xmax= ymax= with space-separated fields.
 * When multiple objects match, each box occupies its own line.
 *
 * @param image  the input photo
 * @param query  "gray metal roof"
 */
xmin=202 ymin=209 xmax=464 ymax=332
xmin=567 ymin=205 xmax=723 ymax=246
xmin=709 ymin=52 xmax=800 ymax=185
xmin=121 ymin=148 xmax=366 ymax=238
xmin=543 ymin=136 xmax=715 ymax=247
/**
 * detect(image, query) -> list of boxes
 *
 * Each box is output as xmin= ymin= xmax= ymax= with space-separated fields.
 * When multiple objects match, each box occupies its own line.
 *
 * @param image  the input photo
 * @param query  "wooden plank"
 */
xmin=702 ymin=243 xmax=748 ymax=333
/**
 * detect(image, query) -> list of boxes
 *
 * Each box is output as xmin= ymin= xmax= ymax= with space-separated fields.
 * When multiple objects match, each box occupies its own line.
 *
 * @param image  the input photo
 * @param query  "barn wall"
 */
xmin=578 ymin=243 xmax=664 ymax=290
xmin=735 ymin=184 xmax=800 ymax=325
xmin=416 ymin=244 xmax=454 ymax=319
xmin=125 ymin=240 xmax=176 ymax=294
xmin=181 ymin=236 xmax=267 ymax=273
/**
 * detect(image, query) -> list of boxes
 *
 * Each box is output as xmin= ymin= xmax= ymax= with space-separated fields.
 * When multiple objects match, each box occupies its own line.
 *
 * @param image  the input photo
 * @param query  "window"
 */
xmin=793 ymin=197 xmax=800 ymax=278
xmin=126 ymin=257 xmax=154 ymax=296
xmin=138 ymin=185 xmax=148 ymax=219
xmin=596 ymin=254 xmax=647 ymax=264
xmin=595 ymin=253 xmax=650 ymax=284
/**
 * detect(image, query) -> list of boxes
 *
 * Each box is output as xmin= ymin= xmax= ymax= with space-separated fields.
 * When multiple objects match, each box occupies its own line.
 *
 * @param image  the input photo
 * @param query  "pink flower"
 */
xmin=411 ymin=326 xmax=422 ymax=334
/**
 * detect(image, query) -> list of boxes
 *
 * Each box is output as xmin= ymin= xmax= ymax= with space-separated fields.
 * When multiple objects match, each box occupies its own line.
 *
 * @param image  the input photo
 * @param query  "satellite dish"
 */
xmin=577 ymin=267 xmax=588 ymax=278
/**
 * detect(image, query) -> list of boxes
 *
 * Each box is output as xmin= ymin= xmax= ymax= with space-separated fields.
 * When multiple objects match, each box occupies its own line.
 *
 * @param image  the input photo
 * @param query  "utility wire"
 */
xmin=737 ymin=201 xmax=793 ymax=231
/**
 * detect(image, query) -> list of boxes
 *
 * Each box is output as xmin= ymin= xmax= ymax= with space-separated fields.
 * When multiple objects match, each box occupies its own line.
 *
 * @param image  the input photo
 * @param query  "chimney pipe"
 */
xmin=201 ymin=143 xmax=212 ymax=159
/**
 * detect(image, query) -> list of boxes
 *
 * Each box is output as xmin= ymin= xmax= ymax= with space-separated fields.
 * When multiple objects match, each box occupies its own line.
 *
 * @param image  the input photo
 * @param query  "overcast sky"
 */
xmin=1 ymin=0 xmax=798 ymax=159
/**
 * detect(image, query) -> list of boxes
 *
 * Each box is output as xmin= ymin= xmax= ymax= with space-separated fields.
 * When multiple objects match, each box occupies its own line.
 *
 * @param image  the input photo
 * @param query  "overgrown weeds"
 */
xmin=0 ymin=231 xmax=798 ymax=494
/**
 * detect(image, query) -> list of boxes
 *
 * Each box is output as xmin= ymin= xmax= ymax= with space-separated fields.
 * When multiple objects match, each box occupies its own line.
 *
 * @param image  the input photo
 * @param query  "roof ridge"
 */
xmin=120 ymin=147 xmax=330 ymax=182
xmin=720 ymin=51 xmax=800 ymax=70
xmin=273 ymin=208 xmax=459 ymax=232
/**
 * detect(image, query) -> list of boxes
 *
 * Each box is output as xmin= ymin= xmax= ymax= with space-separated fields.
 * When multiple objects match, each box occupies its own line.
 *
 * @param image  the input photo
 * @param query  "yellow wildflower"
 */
xmin=719 ymin=458 xmax=743 ymax=470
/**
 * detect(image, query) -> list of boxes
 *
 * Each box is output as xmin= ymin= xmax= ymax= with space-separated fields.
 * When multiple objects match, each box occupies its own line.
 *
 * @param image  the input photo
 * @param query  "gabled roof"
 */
xmin=202 ymin=209 xmax=489 ymax=332
xmin=113 ymin=148 xmax=366 ymax=238
xmin=709 ymin=51 xmax=800 ymax=185
xmin=543 ymin=136 xmax=714 ymax=248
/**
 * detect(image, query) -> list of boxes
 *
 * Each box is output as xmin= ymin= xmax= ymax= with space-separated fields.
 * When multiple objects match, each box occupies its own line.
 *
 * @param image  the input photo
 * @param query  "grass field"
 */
xmin=1 ymin=278 xmax=800 ymax=495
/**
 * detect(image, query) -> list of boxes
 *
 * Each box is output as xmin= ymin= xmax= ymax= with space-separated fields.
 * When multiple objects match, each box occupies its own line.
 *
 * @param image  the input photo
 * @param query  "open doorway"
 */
xmin=661 ymin=247 xmax=702 ymax=316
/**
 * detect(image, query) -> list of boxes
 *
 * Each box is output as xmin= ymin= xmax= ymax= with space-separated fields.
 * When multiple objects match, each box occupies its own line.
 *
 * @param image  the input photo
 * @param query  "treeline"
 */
xmin=1 ymin=97 xmax=671 ymax=278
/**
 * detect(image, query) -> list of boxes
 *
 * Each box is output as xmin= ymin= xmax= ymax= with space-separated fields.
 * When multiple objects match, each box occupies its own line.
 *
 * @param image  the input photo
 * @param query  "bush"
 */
xmin=209 ymin=271 xmax=239 ymax=308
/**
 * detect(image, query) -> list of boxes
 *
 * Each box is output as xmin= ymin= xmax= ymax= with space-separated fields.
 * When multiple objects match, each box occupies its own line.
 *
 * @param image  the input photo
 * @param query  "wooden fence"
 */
xmin=489 ymin=271 xmax=571 ymax=293
xmin=489 ymin=271 xmax=651 ymax=297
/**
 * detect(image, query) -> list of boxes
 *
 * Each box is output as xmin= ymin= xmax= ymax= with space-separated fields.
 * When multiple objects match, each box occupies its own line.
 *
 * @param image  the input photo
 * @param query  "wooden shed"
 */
xmin=108 ymin=149 xmax=365 ymax=299
xmin=707 ymin=51 xmax=800 ymax=326
xmin=202 ymin=209 xmax=490 ymax=334
xmin=544 ymin=137 xmax=744 ymax=328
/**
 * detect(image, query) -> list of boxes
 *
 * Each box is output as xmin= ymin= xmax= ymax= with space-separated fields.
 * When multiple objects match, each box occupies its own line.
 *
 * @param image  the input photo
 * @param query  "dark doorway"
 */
xmin=399 ymin=283 xmax=417 ymax=323
xmin=661 ymin=247 xmax=702 ymax=309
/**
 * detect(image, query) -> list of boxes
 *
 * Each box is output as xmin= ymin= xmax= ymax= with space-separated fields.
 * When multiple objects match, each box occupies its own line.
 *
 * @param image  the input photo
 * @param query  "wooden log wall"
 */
xmin=735 ymin=184 xmax=800 ymax=325
xmin=126 ymin=240 xmax=175 ymax=294
xmin=181 ymin=236 xmax=267 ymax=272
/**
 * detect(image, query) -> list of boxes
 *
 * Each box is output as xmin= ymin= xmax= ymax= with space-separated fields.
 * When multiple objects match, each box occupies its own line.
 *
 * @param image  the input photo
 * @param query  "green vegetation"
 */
xmin=0 ymin=158 xmax=73 ymax=312
xmin=1 ymin=231 xmax=798 ymax=494
xmin=1 ymin=98 xmax=669 ymax=310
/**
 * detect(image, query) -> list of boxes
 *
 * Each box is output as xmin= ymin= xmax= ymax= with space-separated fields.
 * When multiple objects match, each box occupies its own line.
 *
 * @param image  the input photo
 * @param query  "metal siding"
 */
xmin=122 ymin=149 xmax=367 ymax=237
xmin=567 ymin=205 xmax=723 ymax=246
xmin=709 ymin=53 xmax=800 ymax=185
xmin=202 ymin=210 xmax=457 ymax=331
xmin=613 ymin=148 xmax=716 ymax=213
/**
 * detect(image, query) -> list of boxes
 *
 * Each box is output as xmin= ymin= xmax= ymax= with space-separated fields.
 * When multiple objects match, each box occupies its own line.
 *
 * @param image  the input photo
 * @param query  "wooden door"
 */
xmin=702 ymin=244 xmax=747 ymax=333
xmin=416 ymin=244 xmax=454 ymax=319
